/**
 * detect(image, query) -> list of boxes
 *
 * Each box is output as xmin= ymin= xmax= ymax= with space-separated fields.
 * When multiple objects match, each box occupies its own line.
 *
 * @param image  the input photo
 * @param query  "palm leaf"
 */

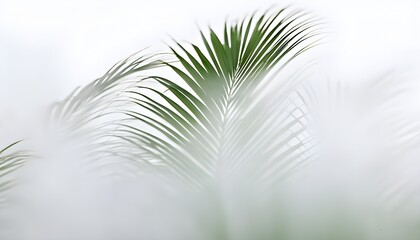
xmin=0 ymin=141 xmax=30 ymax=208
xmin=50 ymin=51 xmax=161 ymax=131
xmin=122 ymin=8 xmax=321 ymax=188
xmin=47 ymin=51 xmax=163 ymax=174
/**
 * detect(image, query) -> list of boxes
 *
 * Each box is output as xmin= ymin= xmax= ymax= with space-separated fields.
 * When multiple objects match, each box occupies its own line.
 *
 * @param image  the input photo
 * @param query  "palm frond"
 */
xmin=0 ymin=141 xmax=30 ymax=208
xmin=122 ymin=8 xmax=321 ymax=188
xmin=47 ymin=51 xmax=163 ymax=174
xmin=50 ymin=51 xmax=161 ymax=131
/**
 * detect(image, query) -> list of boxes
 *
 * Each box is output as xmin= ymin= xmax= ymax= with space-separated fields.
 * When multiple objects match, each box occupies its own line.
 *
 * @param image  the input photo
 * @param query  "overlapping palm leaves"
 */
xmin=0 ymin=8 xmax=321 ymax=196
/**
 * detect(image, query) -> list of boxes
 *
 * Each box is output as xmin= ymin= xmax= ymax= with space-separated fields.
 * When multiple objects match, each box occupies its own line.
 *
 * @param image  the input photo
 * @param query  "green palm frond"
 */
xmin=121 ymin=8 xmax=321 ymax=188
